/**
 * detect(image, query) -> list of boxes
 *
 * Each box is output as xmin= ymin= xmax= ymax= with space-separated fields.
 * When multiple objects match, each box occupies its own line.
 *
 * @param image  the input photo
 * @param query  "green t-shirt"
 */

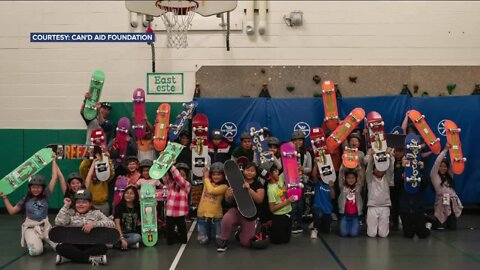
xmin=267 ymin=174 xmax=292 ymax=215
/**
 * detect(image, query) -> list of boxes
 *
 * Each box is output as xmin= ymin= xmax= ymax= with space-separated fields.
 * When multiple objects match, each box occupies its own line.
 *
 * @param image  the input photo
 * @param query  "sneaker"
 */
xmin=310 ymin=229 xmax=318 ymax=239
xmin=216 ymin=240 xmax=228 ymax=252
xmin=130 ymin=242 xmax=140 ymax=249
xmin=89 ymin=255 xmax=107 ymax=266
xmin=55 ymin=255 xmax=70 ymax=265
xmin=331 ymin=213 xmax=338 ymax=221
xmin=234 ymin=230 xmax=240 ymax=242
xmin=292 ymin=225 xmax=303 ymax=234
xmin=426 ymin=222 xmax=433 ymax=230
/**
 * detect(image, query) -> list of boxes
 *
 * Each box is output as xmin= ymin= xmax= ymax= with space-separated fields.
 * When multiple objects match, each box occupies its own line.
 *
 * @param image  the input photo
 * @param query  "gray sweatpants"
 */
xmin=367 ymin=206 xmax=390 ymax=238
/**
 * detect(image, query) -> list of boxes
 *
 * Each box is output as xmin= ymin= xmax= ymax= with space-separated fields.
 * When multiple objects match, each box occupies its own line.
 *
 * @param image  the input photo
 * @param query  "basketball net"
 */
xmin=155 ymin=0 xmax=198 ymax=49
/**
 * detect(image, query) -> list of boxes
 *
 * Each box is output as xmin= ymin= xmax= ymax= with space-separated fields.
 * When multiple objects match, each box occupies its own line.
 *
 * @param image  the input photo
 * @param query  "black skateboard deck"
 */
xmin=224 ymin=160 xmax=257 ymax=219
xmin=49 ymin=226 xmax=120 ymax=244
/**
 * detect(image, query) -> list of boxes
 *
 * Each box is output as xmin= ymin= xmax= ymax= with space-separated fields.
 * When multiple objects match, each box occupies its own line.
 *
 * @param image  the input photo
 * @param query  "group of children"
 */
xmin=0 ymin=100 xmax=464 ymax=265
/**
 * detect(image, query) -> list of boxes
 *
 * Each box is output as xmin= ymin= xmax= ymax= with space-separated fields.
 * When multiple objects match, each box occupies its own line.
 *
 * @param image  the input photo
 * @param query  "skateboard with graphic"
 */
xmin=190 ymin=178 xmax=203 ymax=212
xmin=326 ymin=108 xmax=365 ymax=152
xmin=114 ymin=117 xmax=130 ymax=159
xmin=95 ymin=154 xmax=111 ymax=181
xmin=132 ymin=88 xmax=147 ymax=139
xmin=153 ymin=103 xmax=171 ymax=152
xmin=342 ymin=147 xmax=359 ymax=169
xmin=322 ymin=80 xmax=339 ymax=130
xmin=46 ymin=144 xmax=101 ymax=160
xmin=149 ymin=142 xmax=185 ymax=180
xmin=404 ymin=134 xmax=422 ymax=194
xmin=113 ymin=175 xmax=128 ymax=208
xmin=82 ymin=70 xmax=105 ymax=121
xmin=310 ymin=128 xmax=336 ymax=183
xmin=49 ymin=227 xmax=119 ymax=245
xmin=236 ymin=156 xmax=249 ymax=171
xmin=90 ymin=128 xmax=107 ymax=148
xmin=168 ymin=101 xmax=198 ymax=141
xmin=302 ymin=180 xmax=315 ymax=220
xmin=280 ymin=142 xmax=302 ymax=201
xmin=224 ymin=160 xmax=257 ymax=219
xmin=191 ymin=114 xmax=209 ymax=178
xmin=444 ymin=120 xmax=466 ymax=175
xmin=0 ymin=148 xmax=54 ymax=195
xmin=367 ymin=111 xmax=390 ymax=172
xmin=407 ymin=110 xmax=441 ymax=154
xmin=247 ymin=122 xmax=273 ymax=164
xmin=155 ymin=186 xmax=168 ymax=202
xmin=140 ymin=184 xmax=158 ymax=247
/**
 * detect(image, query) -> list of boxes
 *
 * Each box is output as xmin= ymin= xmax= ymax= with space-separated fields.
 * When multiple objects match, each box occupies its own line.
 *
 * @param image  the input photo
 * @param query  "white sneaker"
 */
xmin=426 ymin=222 xmax=432 ymax=230
xmin=89 ymin=255 xmax=107 ymax=266
xmin=331 ymin=213 xmax=338 ymax=221
xmin=310 ymin=229 xmax=318 ymax=239
xmin=132 ymin=242 xmax=140 ymax=249
xmin=55 ymin=255 xmax=70 ymax=265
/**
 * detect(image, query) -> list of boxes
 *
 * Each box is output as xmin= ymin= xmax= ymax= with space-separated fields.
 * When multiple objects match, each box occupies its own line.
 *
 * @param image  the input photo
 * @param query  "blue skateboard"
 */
xmin=168 ymin=101 xmax=198 ymax=141
xmin=247 ymin=122 xmax=273 ymax=164
xmin=404 ymin=134 xmax=422 ymax=193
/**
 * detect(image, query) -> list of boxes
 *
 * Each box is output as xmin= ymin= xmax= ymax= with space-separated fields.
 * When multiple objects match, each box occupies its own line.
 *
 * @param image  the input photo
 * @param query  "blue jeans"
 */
xmin=197 ymin=217 xmax=221 ymax=244
xmin=340 ymin=215 xmax=359 ymax=237
xmin=115 ymin=233 xmax=141 ymax=248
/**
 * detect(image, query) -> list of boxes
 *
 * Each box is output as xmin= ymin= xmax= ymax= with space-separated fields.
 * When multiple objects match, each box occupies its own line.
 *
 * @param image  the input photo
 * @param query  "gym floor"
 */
xmin=0 ymin=214 xmax=479 ymax=270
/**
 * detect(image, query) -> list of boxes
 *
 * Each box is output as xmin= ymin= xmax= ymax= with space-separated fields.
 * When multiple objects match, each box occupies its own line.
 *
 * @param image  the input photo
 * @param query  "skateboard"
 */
xmin=322 ymin=80 xmax=339 ymax=131
xmin=326 ymin=107 xmax=365 ymax=152
xmin=149 ymin=142 xmax=185 ymax=180
xmin=342 ymin=147 xmax=359 ymax=169
xmin=155 ymin=186 xmax=168 ymax=202
xmin=407 ymin=110 xmax=441 ymax=154
xmin=310 ymin=128 xmax=336 ymax=183
xmin=140 ymin=184 xmax=158 ymax=247
xmin=280 ymin=142 xmax=302 ymax=201
xmin=0 ymin=148 xmax=54 ymax=196
xmin=49 ymin=227 xmax=119 ymax=244
xmin=46 ymin=144 xmax=101 ymax=160
xmin=404 ymin=134 xmax=422 ymax=194
xmin=236 ymin=156 xmax=249 ymax=171
xmin=224 ymin=160 xmax=257 ymax=219
xmin=247 ymin=122 xmax=273 ymax=164
xmin=366 ymin=111 xmax=390 ymax=172
xmin=90 ymin=128 xmax=107 ymax=148
xmin=191 ymin=114 xmax=209 ymax=178
xmin=95 ymin=154 xmax=111 ymax=181
xmin=82 ymin=70 xmax=105 ymax=121
xmin=113 ymin=175 xmax=129 ymax=208
xmin=132 ymin=88 xmax=147 ymax=139
xmin=302 ymin=180 xmax=315 ymax=221
xmin=444 ymin=120 xmax=466 ymax=175
xmin=190 ymin=178 xmax=203 ymax=212
xmin=168 ymin=101 xmax=198 ymax=141
xmin=153 ymin=103 xmax=171 ymax=152
xmin=115 ymin=117 xmax=131 ymax=159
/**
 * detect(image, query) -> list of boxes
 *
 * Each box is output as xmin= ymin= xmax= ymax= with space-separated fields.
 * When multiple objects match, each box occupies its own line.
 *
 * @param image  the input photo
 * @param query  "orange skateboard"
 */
xmin=326 ymin=108 xmax=365 ymax=152
xmin=407 ymin=110 xmax=441 ymax=154
xmin=322 ymin=80 xmax=339 ymax=130
xmin=342 ymin=147 xmax=359 ymax=169
xmin=153 ymin=103 xmax=171 ymax=152
xmin=444 ymin=120 xmax=466 ymax=175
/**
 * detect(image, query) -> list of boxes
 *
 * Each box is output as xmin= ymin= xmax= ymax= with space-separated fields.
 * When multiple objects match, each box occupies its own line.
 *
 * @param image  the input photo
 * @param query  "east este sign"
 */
xmin=147 ymin=73 xmax=184 ymax=95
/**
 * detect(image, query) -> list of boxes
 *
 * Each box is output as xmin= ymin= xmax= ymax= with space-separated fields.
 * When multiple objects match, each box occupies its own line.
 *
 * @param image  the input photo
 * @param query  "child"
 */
xmin=266 ymin=163 xmax=295 ymax=244
xmin=136 ymin=159 xmax=162 ymax=188
xmin=59 ymin=171 xmax=85 ymax=202
xmin=85 ymin=156 xmax=114 ymax=216
xmin=55 ymin=189 xmax=115 ymax=265
xmin=163 ymin=164 xmax=191 ymax=245
xmin=208 ymin=129 xmax=233 ymax=164
xmin=197 ymin=162 xmax=228 ymax=245
xmin=430 ymin=143 xmax=463 ymax=230
xmin=391 ymin=146 xmax=406 ymax=230
xmin=266 ymin=136 xmax=283 ymax=171
xmin=136 ymin=120 xmax=157 ymax=162
xmin=81 ymin=94 xmax=113 ymax=144
xmin=0 ymin=158 xmax=59 ymax=256
xmin=217 ymin=162 xmax=265 ymax=252
xmin=125 ymin=156 xmax=141 ymax=186
xmin=114 ymin=186 xmax=141 ymax=250
xmin=338 ymin=169 xmax=363 ymax=237
xmin=291 ymin=132 xmax=312 ymax=234
xmin=365 ymin=148 xmax=394 ymax=238
xmin=231 ymin=132 xmax=254 ymax=162
xmin=310 ymin=163 xmax=335 ymax=238
xmin=176 ymin=130 xmax=192 ymax=167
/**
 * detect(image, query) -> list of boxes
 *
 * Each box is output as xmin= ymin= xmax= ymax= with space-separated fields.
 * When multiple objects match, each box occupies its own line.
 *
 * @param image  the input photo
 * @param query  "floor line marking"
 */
xmin=432 ymin=235 xmax=480 ymax=263
xmin=319 ymin=235 xmax=348 ymax=270
xmin=0 ymin=253 xmax=27 ymax=270
xmin=169 ymin=219 xmax=197 ymax=270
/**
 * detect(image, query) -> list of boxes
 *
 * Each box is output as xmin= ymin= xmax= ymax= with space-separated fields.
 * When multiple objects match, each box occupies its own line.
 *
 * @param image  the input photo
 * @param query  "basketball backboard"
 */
xmin=125 ymin=0 xmax=237 ymax=17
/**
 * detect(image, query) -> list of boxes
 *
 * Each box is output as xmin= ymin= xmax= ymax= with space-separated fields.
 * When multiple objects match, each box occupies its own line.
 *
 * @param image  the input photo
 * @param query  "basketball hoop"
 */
xmin=155 ymin=0 xmax=198 ymax=49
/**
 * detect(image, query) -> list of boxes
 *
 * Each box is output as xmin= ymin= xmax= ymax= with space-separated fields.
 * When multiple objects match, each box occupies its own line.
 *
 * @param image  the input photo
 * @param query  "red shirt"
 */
xmin=344 ymin=188 xmax=358 ymax=215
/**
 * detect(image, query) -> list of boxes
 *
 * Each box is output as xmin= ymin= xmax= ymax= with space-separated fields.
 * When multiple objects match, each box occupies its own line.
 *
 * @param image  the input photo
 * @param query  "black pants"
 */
xmin=390 ymin=186 xmax=401 ymax=226
xmin=166 ymin=216 xmax=187 ymax=245
xmin=56 ymin=243 xmax=107 ymax=263
xmin=432 ymin=213 xmax=457 ymax=230
xmin=270 ymin=214 xmax=292 ymax=244
xmin=400 ymin=212 xmax=430 ymax=239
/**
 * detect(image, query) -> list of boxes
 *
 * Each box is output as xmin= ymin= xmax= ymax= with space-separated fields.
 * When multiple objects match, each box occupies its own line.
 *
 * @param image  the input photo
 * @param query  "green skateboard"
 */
xmin=0 ymin=148 xmax=54 ymax=195
xmin=140 ymin=184 xmax=158 ymax=247
xmin=82 ymin=70 xmax=105 ymax=121
xmin=149 ymin=142 xmax=185 ymax=180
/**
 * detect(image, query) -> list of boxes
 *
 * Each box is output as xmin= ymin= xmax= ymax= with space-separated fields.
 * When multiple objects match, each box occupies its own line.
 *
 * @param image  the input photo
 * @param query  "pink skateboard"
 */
xmin=115 ymin=117 xmax=130 ymax=159
xmin=280 ymin=142 xmax=302 ymax=201
xmin=113 ymin=176 xmax=128 ymax=208
xmin=132 ymin=88 xmax=147 ymax=139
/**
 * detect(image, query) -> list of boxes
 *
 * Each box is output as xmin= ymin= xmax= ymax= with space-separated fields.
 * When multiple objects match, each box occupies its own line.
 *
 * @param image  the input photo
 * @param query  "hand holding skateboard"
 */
xmin=63 ymin=197 xmax=72 ymax=208
xmin=82 ymin=222 xmax=94 ymax=234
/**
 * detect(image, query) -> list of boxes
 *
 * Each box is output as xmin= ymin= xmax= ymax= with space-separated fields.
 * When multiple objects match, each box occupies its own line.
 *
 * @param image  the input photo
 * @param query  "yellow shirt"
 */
xmin=197 ymin=178 xmax=228 ymax=218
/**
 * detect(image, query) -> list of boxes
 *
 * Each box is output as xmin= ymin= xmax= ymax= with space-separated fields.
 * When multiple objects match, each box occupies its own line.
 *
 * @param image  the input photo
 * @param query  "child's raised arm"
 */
xmin=56 ymin=161 xmax=67 ymax=194
xmin=48 ymin=157 xmax=59 ymax=193
xmin=85 ymin=159 xmax=97 ymax=189
xmin=0 ymin=193 xmax=21 ymax=215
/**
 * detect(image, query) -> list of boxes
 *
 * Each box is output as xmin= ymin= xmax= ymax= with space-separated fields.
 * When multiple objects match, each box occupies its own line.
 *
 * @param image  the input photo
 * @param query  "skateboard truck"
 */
xmin=414 ymin=115 xmax=425 ymax=123
xmin=454 ymin=157 xmax=467 ymax=162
